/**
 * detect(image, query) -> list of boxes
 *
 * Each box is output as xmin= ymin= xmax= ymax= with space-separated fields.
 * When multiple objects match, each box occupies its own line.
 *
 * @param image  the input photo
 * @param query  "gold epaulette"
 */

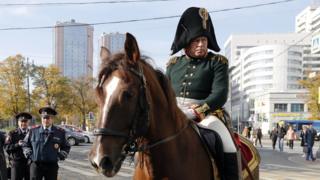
xmin=166 ymin=56 xmax=178 ymax=67
xmin=209 ymin=54 xmax=228 ymax=65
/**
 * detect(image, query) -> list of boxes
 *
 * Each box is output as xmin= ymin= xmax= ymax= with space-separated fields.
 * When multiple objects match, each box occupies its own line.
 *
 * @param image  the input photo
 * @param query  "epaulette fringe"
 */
xmin=166 ymin=56 xmax=178 ymax=67
xmin=210 ymin=54 xmax=228 ymax=65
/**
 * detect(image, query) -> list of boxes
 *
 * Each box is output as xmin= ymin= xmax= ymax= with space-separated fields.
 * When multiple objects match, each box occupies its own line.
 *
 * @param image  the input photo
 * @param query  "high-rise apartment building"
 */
xmin=225 ymin=33 xmax=314 ymax=125
xmin=54 ymin=19 xmax=94 ymax=79
xmin=98 ymin=32 xmax=126 ymax=54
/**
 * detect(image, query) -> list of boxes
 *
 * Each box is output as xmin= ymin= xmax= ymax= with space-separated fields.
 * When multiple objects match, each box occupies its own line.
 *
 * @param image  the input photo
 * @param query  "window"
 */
xmin=291 ymin=103 xmax=304 ymax=112
xmin=274 ymin=104 xmax=287 ymax=112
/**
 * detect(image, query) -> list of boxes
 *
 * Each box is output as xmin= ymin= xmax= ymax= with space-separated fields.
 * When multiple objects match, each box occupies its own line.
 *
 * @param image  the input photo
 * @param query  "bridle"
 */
xmin=93 ymin=63 xmax=189 ymax=155
xmin=93 ymin=64 xmax=149 ymax=154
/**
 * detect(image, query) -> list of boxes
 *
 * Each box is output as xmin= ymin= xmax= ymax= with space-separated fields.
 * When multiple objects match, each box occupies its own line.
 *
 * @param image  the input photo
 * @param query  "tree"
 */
xmin=0 ymin=55 xmax=28 ymax=123
xmin=299 ymin=75 xmax=320 ymax=119
xmin=31 ymin=65 xmax=73 ymax=122
xmin=70 ymin=77 xmax=97 ymax=130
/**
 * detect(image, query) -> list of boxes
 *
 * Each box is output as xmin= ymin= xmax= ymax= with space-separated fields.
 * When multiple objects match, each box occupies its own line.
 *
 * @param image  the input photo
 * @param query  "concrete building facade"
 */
xmin=98 ymin=32 xmax=125 ymax=55
xmin=54 ymin=19 xmax=93 ymax=79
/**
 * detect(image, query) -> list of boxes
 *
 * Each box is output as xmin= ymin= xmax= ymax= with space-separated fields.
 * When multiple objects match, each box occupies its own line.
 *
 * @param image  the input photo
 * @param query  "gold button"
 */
xmin=190 ymin=73 xmax=193 ymax=76
xmin=188 ymin=82 xmax=192 ymax=85
xmin=182 ymin=82 xmax=186 ymax=85
xmin=186 ymin=92 xmax=190 ymax=95
xmin=185 ymin=74 xmax=188 ymax=77
xmin=193 ymin=66 xmax=196 ymax=69
xmin=180 ymin=92 xmax=183 ymax=95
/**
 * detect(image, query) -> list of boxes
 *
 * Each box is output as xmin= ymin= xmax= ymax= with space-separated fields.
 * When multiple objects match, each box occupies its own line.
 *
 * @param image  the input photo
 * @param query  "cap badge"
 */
xmin=54 ymin=143 xmax=60 ymax=149
xmin=199 ymin=8 xmax=208 ymax=29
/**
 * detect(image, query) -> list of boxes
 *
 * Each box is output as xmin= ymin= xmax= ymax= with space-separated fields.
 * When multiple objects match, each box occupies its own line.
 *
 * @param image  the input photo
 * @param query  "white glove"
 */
xmin=182 ymin=108 xmax=197 ymax=120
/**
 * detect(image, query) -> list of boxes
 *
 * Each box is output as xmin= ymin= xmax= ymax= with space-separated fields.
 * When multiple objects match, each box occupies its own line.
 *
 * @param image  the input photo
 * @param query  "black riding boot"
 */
xmin=223 ymin=151 xmax=242 ymax=180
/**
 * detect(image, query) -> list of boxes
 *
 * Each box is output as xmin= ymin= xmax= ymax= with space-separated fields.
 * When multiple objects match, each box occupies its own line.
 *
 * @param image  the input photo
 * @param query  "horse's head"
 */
xmin=89 ymin=33 xmax=153 ymax=177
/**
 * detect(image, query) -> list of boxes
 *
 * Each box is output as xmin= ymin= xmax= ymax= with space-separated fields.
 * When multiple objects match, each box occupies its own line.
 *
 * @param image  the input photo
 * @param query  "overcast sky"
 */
xmin=0 ymin=0 xmax=312 ymax=74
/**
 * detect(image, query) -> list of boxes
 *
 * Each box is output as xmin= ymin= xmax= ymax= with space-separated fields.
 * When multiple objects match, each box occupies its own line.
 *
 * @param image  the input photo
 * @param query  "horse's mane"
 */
xmin=96 ymin=52 xmax=178 ymax=116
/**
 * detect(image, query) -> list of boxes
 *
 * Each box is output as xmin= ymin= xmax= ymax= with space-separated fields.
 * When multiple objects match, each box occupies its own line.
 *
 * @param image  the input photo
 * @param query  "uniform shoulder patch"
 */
xmin=209 ymin=53 xmax=228 ymax=65
xmin=57 ymin=127 xmax=65 ymax=132
xmin=166 ymin=56 xmax=179 ymax=67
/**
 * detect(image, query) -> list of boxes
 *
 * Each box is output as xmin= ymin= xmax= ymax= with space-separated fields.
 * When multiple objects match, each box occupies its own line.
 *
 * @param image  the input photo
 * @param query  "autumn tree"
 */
xmin=31 ymin=65 xmax=73 ymax=122
xmin=299 ymin=75 xmax=320 ymax=119
xmin=0 ymin=55 xmax=28 ymax=123
xmin=70 ymin=77 xmax=97 ymax=130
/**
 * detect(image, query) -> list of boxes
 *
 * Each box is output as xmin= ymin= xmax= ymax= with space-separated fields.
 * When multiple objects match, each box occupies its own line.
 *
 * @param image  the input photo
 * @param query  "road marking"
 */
xmin=264 ymin=163 xmax=316 ymax=171
xmin=60 ymin=165 xmax=98 ymax=177
xmin=64 ymin=159 xmax=90 ymax=167
xmin=117 ymin=172 xmax=133 ymax=177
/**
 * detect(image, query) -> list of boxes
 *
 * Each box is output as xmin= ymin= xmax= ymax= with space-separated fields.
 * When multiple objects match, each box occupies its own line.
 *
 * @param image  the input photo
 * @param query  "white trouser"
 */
xmin=176 ymin=97 xmax=237 ymax=153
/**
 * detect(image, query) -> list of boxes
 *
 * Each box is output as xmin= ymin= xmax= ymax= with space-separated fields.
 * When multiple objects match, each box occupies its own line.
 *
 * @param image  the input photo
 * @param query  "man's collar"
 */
xmin=43 ymin=125 xmax=52 ymax=131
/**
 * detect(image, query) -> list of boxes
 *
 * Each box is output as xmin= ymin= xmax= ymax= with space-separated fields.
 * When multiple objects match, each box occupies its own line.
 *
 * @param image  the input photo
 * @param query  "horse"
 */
xmin=89 ymin=33 xmax=260 ymax=180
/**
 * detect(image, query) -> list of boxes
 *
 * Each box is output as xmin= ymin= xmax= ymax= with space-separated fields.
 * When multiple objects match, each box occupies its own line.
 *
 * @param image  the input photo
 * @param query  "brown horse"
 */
xmin=89 ymin=33 xmax=260 ymax=180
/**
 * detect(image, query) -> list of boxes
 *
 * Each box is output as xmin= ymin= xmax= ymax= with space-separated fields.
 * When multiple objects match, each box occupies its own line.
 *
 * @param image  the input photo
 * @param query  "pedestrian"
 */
xmin=270 ymin=127 xmax=278 ymax=150
xmin=166 ymin=7 xmax=241 ymax=179
xmin=300 ymin=125 xmax=308 ymax=157
xmin=285 ymin=125 xmax=296 ymax=149
xmin=242 ymin=126 xmax=250 ymax=139
xmin=5 ymin=112 xmax=32 ymax=180
xmin=277 ymin=123 xmax=286 ymax=152
xmin=255 ymin=127 xmax=263 ymax=148
xmin=305 ymin=124 xmax=317 ymax=161
xmin=23 ymin=107 xmax=71 ymax=180
xmin=0 ymin=130 xmax=7 ymax=180
xmin=252 ymin=128 xmax=257 ymax=144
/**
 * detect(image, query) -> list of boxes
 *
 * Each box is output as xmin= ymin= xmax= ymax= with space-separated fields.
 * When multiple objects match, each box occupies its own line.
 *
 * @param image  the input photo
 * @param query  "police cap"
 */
xmin=39 ymin=107 xmax=57 ymax=117
xmin=15 ymin=112 xmax=32 ymax=121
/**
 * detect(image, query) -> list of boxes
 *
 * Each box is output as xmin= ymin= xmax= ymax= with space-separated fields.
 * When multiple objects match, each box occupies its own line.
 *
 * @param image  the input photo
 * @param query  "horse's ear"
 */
xmin=125 ymin=33 xmax=140 ymax=63
xmin=100 ymin=46 xmax=111 ymax=63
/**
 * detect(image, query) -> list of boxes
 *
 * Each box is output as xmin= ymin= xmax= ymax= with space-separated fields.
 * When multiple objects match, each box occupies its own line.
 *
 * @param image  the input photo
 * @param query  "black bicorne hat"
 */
xmin=170 ymin=7 xmax=220 ymax=55
xmin=15 ymin=112 xmax=32 ymax=121
xmin=39 ymin=107 xmax=57 ymax=117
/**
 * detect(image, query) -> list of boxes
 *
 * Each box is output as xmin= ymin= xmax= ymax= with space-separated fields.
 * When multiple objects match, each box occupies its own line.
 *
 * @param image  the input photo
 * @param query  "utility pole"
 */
xmin=26 ymin=57 xmax=31 ymax=112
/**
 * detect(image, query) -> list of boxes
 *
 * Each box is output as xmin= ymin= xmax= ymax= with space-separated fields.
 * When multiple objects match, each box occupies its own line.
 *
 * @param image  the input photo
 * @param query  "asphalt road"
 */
xmin=57 ymin=139 xmax=320 ymax=180
xmin=58 ymin=143 xmax=133 ymax=180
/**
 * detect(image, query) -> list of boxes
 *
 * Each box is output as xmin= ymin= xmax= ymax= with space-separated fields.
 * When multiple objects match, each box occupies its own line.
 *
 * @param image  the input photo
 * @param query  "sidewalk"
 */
xmin=258 ymin=138 xmax=320 ymax=166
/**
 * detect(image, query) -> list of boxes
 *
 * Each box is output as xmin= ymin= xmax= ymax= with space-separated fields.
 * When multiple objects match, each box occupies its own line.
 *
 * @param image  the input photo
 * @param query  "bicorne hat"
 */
xmin=170 ymin=7 xmax=220 ymax=55
xmin=39 ymin=107 xmax=57 ymax=117
xmin=15 ymin=112 xmax=32 ymax=121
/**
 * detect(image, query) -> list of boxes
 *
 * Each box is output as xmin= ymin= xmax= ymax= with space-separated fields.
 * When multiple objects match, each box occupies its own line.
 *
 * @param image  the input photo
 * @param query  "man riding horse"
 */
xmin=166 ymin=7 xmax=242 ymax=179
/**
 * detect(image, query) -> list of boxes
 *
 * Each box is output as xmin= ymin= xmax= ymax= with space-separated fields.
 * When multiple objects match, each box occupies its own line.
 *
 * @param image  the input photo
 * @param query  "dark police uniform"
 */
xmin=5 ymin=112 xmax=32 ymax=180
xmin=167 ymin=7 xmax=241 ymax=180
xmin=0 ymin=130 xmax=7 ymax=180
xmin=23 ymin=107 xmax=70 ymax=180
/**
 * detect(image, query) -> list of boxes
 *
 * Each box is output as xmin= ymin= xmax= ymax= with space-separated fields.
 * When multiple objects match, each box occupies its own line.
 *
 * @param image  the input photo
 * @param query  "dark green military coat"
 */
xmin=166 ymin=52 xmax=229 ymax=115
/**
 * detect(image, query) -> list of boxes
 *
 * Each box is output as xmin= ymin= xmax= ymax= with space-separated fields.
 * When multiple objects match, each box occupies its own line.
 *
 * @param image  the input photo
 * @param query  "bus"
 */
xmin=279 ymin=120 xmax=320 ymax=140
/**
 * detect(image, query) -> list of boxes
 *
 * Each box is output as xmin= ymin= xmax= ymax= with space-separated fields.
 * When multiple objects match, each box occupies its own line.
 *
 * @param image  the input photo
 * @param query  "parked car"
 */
xmin=57 ymin=125 xmax=85 ymax=146
xmin=59 ymin=125 xmax=95 ymax=143
xmin=81 ymin=131 xmax=95 ymax=143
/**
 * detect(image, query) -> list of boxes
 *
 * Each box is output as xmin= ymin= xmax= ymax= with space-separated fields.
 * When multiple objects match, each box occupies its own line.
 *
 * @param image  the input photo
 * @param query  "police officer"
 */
xmin=0 ymin=129 xmax=7 ymax=180
xmin=23 ymin=107 xmax=70 ymax=180
xmin=5 ymin=112 xmax=32 ymax=180
xmin=166 ymin=7 xmax=241 ymax=179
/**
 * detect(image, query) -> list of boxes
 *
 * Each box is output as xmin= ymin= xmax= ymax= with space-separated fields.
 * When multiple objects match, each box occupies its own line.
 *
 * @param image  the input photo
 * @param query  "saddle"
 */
xmin=192 ymin=121 xmax=260 ymax=180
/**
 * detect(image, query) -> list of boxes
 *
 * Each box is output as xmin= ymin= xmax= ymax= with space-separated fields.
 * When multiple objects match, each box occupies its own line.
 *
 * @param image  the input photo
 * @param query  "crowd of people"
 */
xmin=242 ymin=123 xmax=318 ymax=162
